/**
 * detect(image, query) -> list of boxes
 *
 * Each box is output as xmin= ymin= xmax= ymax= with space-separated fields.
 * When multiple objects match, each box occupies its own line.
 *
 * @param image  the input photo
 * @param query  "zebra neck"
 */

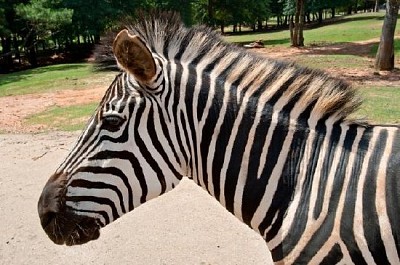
xmin=189 ymin=92 xmax=313 ymax=226
xmin=191 ymin=109 xmax=399 ymax=249
xmin=263 ymin=123 xmax=400 ymax=263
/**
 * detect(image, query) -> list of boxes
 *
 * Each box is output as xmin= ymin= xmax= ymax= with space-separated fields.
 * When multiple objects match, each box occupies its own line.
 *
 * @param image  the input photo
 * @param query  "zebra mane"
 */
xmin=95 ymin=11 xmax=363 ymax=123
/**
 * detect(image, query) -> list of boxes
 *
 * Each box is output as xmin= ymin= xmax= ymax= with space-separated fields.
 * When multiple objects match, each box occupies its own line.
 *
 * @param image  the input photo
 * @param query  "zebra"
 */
xmin=38 ymin=12 xmax=400 ymax=264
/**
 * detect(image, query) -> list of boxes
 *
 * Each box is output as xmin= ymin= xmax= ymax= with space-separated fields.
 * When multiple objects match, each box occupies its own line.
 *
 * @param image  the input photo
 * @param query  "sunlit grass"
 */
xmin=225 ymin=13 xmax=399 ymax=47
xmin=25 ymin=103 xmax=98 ymax=131
xmin=370 ymin=38 xmax=400 ymax=57
xmin=355 ymin=86 xmax=400 ymax=124
xmin=294 ymin=54 xmax=368 ymax=70
xmin=0 ymin=63 xmax=115 ymax=97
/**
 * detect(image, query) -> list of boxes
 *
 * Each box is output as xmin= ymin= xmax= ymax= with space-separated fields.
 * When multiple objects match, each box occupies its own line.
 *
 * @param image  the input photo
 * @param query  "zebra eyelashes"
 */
xmin=101 ymin=115 xmax=126 ymax=132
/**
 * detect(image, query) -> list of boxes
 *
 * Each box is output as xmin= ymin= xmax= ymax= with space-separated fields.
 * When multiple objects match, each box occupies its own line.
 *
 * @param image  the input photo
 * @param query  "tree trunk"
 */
xmin=375 ymin=0 xmax=380 ymax=11
xmin=208 ymin=0 xmax=215 ymax=26
xmin=25 ymin=30 xmax=37 ymax=67
xmin=318 ymin=9 xmax=323 ymax=24
xmin=289 ymin=19 xmax=294 ymax=45
xmin=94 ymin=34 xmax=100 ymax=44
xmin=257 ymin=20 xmax=263 ymax=31
xmin=13 ymin=35 xmax=21 ymax=64
xmin=1 ymin=37 xmax=13 ymax=72
xmin=347 ymin=5 xmax=353 ymax=14
xmin=292 ymin=0 xmax=305 ymax=47
xmin=306 ymin=12 xmax=311 ymax=23
xmin=375 ymin=0 xmax=400 ymax=71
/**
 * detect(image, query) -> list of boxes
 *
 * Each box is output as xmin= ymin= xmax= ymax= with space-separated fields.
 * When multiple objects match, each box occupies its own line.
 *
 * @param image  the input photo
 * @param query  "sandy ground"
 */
xmin=0 ymin=132 xmax=272 ymax=264
xmin=0 ymin=87 xmax=107 ymax=133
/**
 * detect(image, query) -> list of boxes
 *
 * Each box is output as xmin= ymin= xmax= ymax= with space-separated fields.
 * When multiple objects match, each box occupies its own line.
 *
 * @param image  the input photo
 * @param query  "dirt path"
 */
xmin=254 ymin=38 xmax=400 ymax=87
xmin=0 ymin=132 xmax=271 ymax=264
xmin=0 ymin=87 xmax=107 ymax=133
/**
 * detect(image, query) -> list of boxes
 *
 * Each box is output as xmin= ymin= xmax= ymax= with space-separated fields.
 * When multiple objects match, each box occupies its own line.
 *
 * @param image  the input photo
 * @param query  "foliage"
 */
xmin=0 ymin=0 xmax=389 ymax=72
xmin=283 ymin=0 xmax=379 ymax=16
xmin=192 ymin=0 xmax=272 ymax=31
xmin=15 ymin=0 xmax=73 ymax=41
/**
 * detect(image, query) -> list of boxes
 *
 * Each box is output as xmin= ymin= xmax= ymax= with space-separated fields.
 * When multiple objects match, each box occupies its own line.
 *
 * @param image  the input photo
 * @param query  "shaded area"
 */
xmin=304 ymin=14 xmax=384 ymax=30
xmin=234 ymin=38 xmax=291 ymax=47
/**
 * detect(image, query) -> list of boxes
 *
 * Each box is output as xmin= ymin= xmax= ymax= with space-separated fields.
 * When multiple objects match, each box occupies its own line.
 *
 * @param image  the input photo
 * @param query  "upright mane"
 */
xmin=95 ymin=11 xmax=363 ymax=124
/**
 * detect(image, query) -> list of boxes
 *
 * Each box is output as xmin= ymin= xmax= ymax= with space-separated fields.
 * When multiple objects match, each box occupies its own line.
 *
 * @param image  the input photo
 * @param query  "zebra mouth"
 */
xmin=41 ymin=211 xmax=101 ymax=246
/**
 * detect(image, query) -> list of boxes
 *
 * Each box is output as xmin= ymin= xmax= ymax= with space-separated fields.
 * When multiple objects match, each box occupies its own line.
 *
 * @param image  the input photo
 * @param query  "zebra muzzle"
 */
xmin=38 ymin=173 xmax=101 ymax=245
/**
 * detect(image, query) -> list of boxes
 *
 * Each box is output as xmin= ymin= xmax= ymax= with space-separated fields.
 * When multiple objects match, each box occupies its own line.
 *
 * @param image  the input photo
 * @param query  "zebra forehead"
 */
xmin=95 ymin=11 xmax=363 ymax=124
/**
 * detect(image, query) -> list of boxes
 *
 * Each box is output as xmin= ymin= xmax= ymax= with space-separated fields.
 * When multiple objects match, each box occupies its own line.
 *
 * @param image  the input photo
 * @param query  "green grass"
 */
xmin=0 ymin=63 xmax=115 ymax=97
xmin=25 ymin=103 xmax=98 ymax=131
xmin=356 ymin=86 xmax=400 ymax=124
xmin=370 ymin=38 xmax=400 ymax=58
xmin=225 ymin=13 xmax=400 ymax=47
xmin=294 ymin=54 xmax=368 ymax=70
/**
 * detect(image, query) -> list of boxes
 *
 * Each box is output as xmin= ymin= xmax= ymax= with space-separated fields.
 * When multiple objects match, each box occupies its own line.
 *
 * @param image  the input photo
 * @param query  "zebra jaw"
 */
xmin=38 ymin=173 xmax=102 ymax=245
xmin=41 ymin=211 xmax=101 ymax=246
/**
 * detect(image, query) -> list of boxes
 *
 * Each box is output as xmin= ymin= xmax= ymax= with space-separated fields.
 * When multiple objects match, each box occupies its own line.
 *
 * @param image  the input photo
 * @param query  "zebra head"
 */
xmin=38 ymin=27 xmax=186 ymax=245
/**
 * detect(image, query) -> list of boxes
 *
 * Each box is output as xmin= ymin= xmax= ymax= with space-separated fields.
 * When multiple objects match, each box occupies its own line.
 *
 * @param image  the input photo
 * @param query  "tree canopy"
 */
xmin=0 ymin=0 xmax=384 ymax=72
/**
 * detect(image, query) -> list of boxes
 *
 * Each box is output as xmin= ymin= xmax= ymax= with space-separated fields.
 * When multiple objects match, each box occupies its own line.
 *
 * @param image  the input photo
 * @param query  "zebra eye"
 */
xmin=102 ymin=115 xmax=125 ymax=131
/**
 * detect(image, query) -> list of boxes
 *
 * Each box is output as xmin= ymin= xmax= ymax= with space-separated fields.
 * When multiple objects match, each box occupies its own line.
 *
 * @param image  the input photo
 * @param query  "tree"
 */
xmin=157 ymin=0 xmax=194 ymax=25
xmin=375 ymin=0 xmax=400 ymax=71
xmin=193 ymin=0 xmax=271 ymax=32
xmin=375 ymin=0 xmax=380 ymax=11
xmin=291 ymin=0 xmax=305 ymax=46
xmin=16 ymin=0 xmax=73 ymax=66
xmin=0 ymin=0 xmax=29 ymax=72
xmin=270 ymin=0 xmax=285 ymax=26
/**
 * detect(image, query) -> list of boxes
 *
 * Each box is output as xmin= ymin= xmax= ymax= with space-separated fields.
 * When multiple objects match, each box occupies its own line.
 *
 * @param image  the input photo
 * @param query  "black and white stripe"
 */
xmin=54 ymin=12 xmax=400 ymax=264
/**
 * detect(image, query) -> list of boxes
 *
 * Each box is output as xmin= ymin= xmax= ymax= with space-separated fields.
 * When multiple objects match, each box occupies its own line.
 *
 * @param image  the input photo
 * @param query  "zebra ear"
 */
xmin=113 ymin=29 xmax=156 ymax=83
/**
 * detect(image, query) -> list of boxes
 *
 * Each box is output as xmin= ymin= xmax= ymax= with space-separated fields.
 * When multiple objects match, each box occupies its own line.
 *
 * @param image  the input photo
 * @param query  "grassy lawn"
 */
xmin=0 ymin=63 xmax=115 ymax=97
xmin=370 ymin=38 xmax=400 ymax=57
xmin=356 ymin=86 xmax=400 ymax=124
xmin=25 ymin=103 xmax=99 ymax=131
xmin=294 ymin=54 xmax=368 ymax=70
xmin=225 ymin=13 xmax=400 ymax=47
